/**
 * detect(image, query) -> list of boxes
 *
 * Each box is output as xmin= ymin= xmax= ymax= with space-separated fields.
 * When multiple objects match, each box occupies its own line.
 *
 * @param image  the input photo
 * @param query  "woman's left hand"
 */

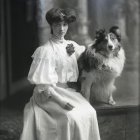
xmin=48 ymin=86 xmax=75 ymax=110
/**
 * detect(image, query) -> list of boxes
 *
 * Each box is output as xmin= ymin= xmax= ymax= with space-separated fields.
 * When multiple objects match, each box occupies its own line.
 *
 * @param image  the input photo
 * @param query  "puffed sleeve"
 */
xmin=68 ymin=40 xmax=86 ymax=59
xmin=27 ymin=44 xmax=58 ymax=85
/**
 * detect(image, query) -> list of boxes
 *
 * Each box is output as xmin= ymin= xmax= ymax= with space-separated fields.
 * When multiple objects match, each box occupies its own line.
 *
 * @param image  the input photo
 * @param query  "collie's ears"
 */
xmin=95 ymin=29 xmax=106 ymax=40
xmin=94 ymin=27 xmax=121 ymax=42
xmin=109 ymin=26 xmax=121 ymax=42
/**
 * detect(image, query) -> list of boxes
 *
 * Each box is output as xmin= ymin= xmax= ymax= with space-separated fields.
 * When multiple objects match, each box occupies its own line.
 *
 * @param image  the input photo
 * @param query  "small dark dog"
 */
xmin=78 ymin=27 xmax=125 ymax=105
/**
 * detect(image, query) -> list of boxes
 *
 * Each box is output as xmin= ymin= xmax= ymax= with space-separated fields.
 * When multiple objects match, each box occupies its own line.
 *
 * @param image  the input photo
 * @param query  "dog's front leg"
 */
xmin=80 ymin=72 xmax=93 ymax=101
xmin=109 ymin=95 xmax=116 ymax=105
xmin=108 ymin=82 xmax=116 ymax=105
xmin=81 ymin=82 xmax=91 ymax=101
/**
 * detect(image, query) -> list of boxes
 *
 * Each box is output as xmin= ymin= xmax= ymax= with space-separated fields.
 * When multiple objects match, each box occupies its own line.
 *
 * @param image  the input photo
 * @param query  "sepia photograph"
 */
xmin=0 ymin=0 xmax=139 ymax=140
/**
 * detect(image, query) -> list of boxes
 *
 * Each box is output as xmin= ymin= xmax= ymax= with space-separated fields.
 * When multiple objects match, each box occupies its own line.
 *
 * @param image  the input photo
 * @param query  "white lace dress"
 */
xmin=20 ymin=38 xmax=101 ymax=140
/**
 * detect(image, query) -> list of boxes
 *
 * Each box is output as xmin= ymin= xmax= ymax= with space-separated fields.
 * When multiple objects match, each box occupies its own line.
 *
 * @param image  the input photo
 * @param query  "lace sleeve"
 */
xmin=28 ymin=45 xmax=58 ymax=85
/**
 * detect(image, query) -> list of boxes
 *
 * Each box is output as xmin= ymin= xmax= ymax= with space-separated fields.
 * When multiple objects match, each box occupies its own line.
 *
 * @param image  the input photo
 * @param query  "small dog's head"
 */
xmin=92 ymin=28 xmax=121 ymax=58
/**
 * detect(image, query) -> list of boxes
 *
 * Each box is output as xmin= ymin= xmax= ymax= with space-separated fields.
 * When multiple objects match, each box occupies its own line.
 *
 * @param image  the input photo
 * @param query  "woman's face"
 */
xmin=51 ymin=21 xmax=68 ymax=38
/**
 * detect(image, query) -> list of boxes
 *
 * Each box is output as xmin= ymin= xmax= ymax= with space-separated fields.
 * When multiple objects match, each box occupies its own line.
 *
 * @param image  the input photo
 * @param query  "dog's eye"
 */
xmin=110 ymin=34 xmax=116 ymax=41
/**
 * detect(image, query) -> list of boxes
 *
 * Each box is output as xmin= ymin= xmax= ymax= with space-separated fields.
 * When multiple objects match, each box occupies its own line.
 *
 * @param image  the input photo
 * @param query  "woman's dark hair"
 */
xmin=46 ymin=8 xmax=76 ymax=25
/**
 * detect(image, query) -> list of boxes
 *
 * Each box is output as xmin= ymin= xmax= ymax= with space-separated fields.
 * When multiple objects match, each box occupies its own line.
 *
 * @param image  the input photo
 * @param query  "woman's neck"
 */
xmin=51 ymin=34 xmax=65 ymax=43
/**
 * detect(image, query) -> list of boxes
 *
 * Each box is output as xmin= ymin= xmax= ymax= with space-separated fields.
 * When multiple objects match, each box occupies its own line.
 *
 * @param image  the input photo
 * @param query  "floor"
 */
xmin=0 ymin=70 xmax=139 ymax=140
xmin=0 ymin=87 xmax=33 ymax=140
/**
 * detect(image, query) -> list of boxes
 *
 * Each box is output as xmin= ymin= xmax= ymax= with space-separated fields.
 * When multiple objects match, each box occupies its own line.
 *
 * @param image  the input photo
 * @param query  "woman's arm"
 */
xmin=28 ymin=46 xmax=74 ymax=110
xmin=49 ymin=86 xmax=74 ymax=110
xmin=37 ymin=84 xmax=74 ymax=110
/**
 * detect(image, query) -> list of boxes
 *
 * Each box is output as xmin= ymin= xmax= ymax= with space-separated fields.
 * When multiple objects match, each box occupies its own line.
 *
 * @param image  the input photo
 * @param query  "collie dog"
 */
xmin=78 ymin=28 xmax=125 ymax=105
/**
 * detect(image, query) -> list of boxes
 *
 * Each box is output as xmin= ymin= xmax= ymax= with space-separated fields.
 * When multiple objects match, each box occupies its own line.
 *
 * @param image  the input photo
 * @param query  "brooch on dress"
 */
xmin=66 ymin=44 xmax=75 ymax=56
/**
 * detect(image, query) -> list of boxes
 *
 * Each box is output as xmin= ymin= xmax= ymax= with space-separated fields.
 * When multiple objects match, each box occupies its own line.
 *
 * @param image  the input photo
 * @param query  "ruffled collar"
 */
xmin=50 ymin=35 xmax=66 ymax=44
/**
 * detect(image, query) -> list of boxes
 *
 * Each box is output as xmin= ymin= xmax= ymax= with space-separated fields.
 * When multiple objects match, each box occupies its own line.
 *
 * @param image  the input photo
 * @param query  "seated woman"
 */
xmin=20 ymin=8 xmax=101 ymax=140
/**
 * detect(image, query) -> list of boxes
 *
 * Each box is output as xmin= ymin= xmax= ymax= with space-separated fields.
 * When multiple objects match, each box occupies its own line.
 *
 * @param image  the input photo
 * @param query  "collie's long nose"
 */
xmin=108 ymin=34 xmax=115 ymax=50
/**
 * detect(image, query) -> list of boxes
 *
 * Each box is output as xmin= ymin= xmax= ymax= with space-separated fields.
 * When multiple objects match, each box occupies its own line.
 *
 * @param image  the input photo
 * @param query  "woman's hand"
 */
xmin=64 ymin=102 xmax=74 ymax=110
xmin=54 ymin=97 xmax=74 ymax=111
xmin=48 ymin=86 xmax=74 ymax=110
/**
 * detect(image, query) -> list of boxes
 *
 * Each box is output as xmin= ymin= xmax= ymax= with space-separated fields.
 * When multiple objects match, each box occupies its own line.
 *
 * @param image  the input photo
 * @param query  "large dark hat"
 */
xmin=46 ymin=8 xmax=76 ymax=25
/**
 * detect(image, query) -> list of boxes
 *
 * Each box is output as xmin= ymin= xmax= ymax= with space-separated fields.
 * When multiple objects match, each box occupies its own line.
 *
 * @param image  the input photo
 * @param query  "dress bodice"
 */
xmin=50 ymin=39 xmax=79 ymax=83
xmin=27 ymin=38 xmax=85 ymax=85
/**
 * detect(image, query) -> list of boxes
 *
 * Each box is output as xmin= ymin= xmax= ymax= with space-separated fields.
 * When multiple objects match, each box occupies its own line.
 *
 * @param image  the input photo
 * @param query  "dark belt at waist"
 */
xmin=56 ymin=82 xmax=79 ymax=90
xmin=56 ymin=82 xmax=68 ymax=89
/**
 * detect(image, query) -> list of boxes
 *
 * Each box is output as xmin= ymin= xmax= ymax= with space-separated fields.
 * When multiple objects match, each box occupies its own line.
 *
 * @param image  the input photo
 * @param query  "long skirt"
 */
xmin=20 ymin=85 xmax=101 ymax=140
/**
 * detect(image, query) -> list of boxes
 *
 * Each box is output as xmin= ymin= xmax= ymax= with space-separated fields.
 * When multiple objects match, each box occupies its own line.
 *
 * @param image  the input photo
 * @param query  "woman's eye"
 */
xmin=54 ymin=23 xmax=60 ymax=27
xmin=63 ymin=23 xmax=68 ymax=26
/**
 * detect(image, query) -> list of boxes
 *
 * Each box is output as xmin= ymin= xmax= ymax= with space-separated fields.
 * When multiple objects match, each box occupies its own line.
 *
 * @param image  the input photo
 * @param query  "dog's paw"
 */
xmin=109 ymin=98 xmax=116 ymax=105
